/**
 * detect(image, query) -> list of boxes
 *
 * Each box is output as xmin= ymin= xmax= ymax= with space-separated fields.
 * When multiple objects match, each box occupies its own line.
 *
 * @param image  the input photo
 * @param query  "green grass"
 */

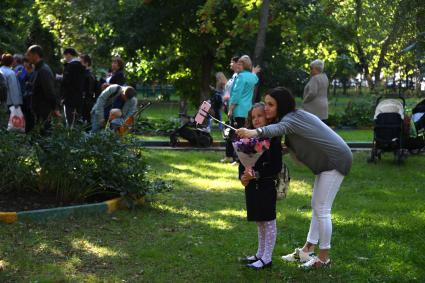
xmin=1 ymin=150 xmax=424 ymax=282
xmin=335 ymin=129 xmax=373 ymax=142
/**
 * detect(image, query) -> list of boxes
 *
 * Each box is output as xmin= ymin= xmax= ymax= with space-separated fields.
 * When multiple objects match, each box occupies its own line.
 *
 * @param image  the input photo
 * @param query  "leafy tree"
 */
xmin=0 ymin=0 xmax=33 ymax=53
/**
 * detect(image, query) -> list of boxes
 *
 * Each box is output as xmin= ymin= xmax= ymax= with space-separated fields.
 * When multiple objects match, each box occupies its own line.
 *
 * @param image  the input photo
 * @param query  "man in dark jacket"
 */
xmin=25 ymin=45 xmax=60 ymax=132
xmin=80 ymin=54 xmax=98 ymax=123
xmin=60 ymin=48 xmax=86 ymax=125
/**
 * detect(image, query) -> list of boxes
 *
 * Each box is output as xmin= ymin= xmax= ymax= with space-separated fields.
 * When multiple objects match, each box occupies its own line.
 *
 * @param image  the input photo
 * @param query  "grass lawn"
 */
xmin=1 ymin=150 xmax=424 ymax=282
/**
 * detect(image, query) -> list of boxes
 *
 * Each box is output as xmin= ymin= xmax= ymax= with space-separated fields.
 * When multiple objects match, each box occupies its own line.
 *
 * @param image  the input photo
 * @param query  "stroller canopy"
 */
xmin=374 ymin=99 xmax=404 ymax=120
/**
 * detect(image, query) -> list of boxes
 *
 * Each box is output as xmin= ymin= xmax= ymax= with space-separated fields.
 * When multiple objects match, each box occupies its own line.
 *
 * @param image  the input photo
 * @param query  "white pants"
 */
xmin=306 ymin=169 xmax=344 ymax=249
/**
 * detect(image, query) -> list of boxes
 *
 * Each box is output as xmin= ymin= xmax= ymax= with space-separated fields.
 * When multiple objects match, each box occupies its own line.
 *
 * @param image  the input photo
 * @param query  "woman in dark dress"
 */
xmin=239 ymin=102 xmax=282 ymax=270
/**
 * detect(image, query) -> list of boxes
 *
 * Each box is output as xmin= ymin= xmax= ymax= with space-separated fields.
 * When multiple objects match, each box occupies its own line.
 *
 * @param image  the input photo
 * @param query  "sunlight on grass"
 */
xmin=34 ymin=243 xmax=64 ymax=258
xmin=155 ymin=203 xmax=234 ymax=230
xmin=412 ymin=210 xmax=425 ymax=221
xmin=60 ymin=256 xmax=82 ymax=273
xmin=163 ymin=163 xmax=241 ymax=191
xmin=71 ymin=239 xmax=120 ymax=258
xmin=155 ymin=203 xmax=211 ymax=219
xmin=216 ymin=209 xmax=246 ymax=219
xmin=288 ymin=180 xmax=312 ymax=196
xmin=0 ymin=260 xmax=8 ymax=271
xmin=205 ymin=219 xmax=234 ymax=230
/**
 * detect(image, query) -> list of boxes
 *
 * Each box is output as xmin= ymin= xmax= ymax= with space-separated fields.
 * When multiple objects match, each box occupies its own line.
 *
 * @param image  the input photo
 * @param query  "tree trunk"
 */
xmin=199 ymin=51 xmax=215 ymax=104
xmin=374 ymin=1 xmax=410 ymax=88
xmin=252 ymin=0 xmax=270 ymax=103
xmin=253 ymin=0 xmax=270 ymax=66
xmin=416 ymin=0 xmax=425 ymax=76
xmin=374 ymin=30 xmax=399 ymax=87
xmin=354 ymin=0 xmax=373 ymax=90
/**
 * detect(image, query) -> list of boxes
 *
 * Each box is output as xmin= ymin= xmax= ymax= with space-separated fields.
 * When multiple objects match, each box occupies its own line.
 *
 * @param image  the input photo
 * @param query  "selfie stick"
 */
xmin=199 ymin=109 xmax=237 ymax=131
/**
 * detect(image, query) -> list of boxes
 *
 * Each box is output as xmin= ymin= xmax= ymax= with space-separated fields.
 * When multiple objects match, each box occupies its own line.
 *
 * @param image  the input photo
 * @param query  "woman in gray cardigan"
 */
xmin=236 ymin=87 xmax=352 ymax=269
xmin=302 ymin=59 xmax=329 ymax=122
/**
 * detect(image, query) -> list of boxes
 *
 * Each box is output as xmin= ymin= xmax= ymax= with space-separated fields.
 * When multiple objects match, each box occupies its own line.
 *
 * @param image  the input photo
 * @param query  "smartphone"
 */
xmin=195 ymin=101 xmax=211 ymax=125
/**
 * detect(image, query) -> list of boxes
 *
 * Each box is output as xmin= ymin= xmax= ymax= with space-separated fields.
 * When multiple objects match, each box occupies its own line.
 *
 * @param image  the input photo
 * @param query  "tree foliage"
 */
xmin=1 ymin=0 xmax=423 ymax=103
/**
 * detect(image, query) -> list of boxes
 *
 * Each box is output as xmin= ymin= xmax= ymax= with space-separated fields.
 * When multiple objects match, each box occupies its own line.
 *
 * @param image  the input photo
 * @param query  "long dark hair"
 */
xmin=265 ymin=87 xmax=296 ymax=121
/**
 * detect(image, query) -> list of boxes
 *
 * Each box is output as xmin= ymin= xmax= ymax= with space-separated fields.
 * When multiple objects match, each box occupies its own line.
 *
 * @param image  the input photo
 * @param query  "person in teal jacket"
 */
xmin=228 ymin=55 xmax=259 ymax=120
xmin=223 ymin=55 xmax=259 ymax=163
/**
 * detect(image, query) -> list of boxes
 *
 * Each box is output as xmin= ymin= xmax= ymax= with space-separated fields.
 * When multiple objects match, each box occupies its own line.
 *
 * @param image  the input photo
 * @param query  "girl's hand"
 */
xmin=241 ymin=172 xmax=254 ymax=186
xmin=236 ymin=128 xmax=258 ymax=138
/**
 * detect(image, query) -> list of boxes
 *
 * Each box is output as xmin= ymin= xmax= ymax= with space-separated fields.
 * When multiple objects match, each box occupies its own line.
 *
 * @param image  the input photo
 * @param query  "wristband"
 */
xmin=256 ymin=128 xmax=263 ymax=137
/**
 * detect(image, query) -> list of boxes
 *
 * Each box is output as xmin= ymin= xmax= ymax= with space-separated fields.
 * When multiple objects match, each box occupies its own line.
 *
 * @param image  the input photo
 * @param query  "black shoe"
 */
xmin=246 ymin=258 xmax=272 ymax=270
xmin=239 ymin=255 xmax=260 ymax=264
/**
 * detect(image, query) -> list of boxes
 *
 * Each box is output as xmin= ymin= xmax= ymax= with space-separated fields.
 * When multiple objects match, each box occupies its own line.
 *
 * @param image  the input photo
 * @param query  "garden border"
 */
xmin=0 ymin=197 xmax=144 ymax=224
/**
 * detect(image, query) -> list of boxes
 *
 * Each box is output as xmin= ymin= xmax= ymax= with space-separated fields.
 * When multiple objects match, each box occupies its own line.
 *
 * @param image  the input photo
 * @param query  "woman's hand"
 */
xmin=252 ymin=65 xmax=261 ymax=74
xmin=236 ymin=128 xmax=258 ymax=138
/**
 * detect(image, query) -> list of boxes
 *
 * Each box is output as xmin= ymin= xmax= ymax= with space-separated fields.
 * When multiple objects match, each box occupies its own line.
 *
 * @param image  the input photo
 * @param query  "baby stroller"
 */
xmin=169 ymin=112 xmax=213 ymax=147
xmin=405 ymin=99 xmax=425 ymax=153
xmin=368 ymin=96 xmax=406 ymax=164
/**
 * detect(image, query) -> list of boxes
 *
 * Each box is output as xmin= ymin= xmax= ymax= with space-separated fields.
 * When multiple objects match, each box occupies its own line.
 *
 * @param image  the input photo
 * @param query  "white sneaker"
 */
xmin=281 ymin=248 xmax=315 ymax=263
xmin=299 ymin=257 xmax=331 ymax=270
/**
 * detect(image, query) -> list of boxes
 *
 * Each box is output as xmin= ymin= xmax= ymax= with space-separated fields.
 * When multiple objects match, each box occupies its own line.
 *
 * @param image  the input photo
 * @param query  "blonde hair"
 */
xmin=238 ymin=55 xmax=252 ymax=71
xmin=109 ymin=108 xmax=122 ymax=121
xmin=215 ymin=72 xmax=227 ymax=91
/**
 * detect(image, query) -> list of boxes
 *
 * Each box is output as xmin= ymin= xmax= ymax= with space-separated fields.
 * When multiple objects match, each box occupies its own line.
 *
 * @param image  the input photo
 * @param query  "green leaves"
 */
xmin=0 ymin=122 xmax=170 ymax=205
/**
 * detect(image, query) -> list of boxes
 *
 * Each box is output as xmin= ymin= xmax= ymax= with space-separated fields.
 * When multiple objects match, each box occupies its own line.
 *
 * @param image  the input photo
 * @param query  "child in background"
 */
xmin=239 ymin=102 xmax=282 ymax=270
xmin=108 ymin=108 xmax=124 ymax=131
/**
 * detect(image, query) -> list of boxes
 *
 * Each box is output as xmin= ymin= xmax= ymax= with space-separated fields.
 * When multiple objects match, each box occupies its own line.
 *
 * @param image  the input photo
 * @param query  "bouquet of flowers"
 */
xmin=233 ymin=138 xmax=270 ymax=176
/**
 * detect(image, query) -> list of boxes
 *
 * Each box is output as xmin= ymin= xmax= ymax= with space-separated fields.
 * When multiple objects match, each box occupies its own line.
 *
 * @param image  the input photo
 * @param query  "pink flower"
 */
xmin=262 ymin=140 xmax=270 ymax=150
xmin=255 ymin=142 xmax=263 ymax=153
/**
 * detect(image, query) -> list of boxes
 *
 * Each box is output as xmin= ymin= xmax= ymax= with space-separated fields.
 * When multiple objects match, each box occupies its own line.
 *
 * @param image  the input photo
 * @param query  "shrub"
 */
xmin=0 ymin=124 xmax=171 ymax=204
xmin=0 ymin=129 xmax=38 ymax=193
xmin=133 ymin=117 xmax=180 ymax=136
xmin=328 ymin=98 xmax=375 ymax=128
xmin=34 ymin=126 xmax=171 ymax=203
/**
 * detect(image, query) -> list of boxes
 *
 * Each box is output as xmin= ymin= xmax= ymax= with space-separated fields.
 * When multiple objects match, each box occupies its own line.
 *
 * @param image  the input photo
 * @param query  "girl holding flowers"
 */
xmin=238 ymin=102 xmax=282 ymax=270
xmin=237 ymin=87 xmax=352 ymax=269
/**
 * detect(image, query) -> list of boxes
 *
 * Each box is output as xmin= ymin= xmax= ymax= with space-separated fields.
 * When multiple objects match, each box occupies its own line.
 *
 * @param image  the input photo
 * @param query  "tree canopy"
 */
xmin=0 ymin=0 xmax=423 ymax=103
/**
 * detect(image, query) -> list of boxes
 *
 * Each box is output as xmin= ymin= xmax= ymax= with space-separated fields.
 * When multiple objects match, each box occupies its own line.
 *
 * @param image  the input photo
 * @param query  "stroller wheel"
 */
xmin=408 ymin=148 xmax=421 ymax=155
xmin=395 ymin=149 xmax=404 ymax=165
xmin=367 ymin=147 xmax=377 ymax=163
xmin=197 ymin=133 xmax=213 ymax=147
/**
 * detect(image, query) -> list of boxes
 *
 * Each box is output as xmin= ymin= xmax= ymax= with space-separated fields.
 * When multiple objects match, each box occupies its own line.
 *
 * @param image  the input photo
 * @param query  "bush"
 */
xmin=133 ymin=117 xmax=180 ymax=136
xmin=328 ymin=98 xmax=375 ymax=128
xmin=0 ymin=129 xmax=38 ymax=193
xmin=0 ymin=125 xmax=171 ymax=204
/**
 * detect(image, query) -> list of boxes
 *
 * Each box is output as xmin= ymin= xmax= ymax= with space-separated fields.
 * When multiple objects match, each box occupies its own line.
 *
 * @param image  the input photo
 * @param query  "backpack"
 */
xmin=0 ymin=72 xmax=6 ymax=103
xmin=276 ymin=163 xmax=290 ymax=200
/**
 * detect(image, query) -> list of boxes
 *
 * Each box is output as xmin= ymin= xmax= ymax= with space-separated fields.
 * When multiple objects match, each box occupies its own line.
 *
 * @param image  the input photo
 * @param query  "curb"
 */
xmin=0 ymin=197 xmax=144 ymax=224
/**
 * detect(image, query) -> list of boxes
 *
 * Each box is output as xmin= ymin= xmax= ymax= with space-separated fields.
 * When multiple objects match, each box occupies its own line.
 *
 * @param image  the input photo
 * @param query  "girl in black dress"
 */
xmin=239 ymin=102 xmax=282 ymax=270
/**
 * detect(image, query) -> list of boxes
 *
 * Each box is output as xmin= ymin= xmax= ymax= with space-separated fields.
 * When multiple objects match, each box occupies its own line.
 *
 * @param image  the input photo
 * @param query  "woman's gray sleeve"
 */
xmin=260 ymin=118 xmax=292 ymax=137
